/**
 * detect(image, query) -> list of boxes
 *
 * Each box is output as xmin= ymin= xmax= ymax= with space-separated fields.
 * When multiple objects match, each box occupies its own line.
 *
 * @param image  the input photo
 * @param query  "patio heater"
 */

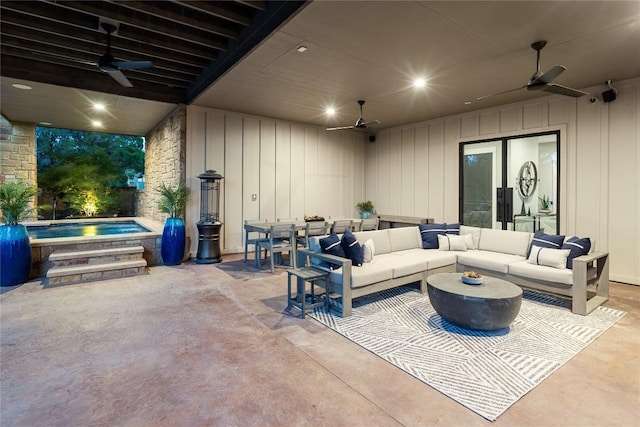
xmin=195 ymin=170 xmax=223 ymax=264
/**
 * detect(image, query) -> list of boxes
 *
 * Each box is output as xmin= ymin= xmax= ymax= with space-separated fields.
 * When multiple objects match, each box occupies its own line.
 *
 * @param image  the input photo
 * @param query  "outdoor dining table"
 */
xmin=243 ymin=219 xmax=362 ymax=270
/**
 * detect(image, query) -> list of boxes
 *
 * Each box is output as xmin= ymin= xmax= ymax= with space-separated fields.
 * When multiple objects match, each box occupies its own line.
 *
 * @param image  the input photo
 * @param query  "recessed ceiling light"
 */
xmin=413 ymin=78 xmax=426 ymax=88
xmin=12 ymin=84 xmax=32 ymax=90
xmin=326 ymin=107 xmax=335 ymax=115
xmin=92 ymin=120 xmax=103 ymax=127
xmin=39 ymin=122 xmax=53 ymax=126
xmin=296 ymin=46 xmax=308 ymax=53
xmin=93 ymin=103 xmax=106 ymax=111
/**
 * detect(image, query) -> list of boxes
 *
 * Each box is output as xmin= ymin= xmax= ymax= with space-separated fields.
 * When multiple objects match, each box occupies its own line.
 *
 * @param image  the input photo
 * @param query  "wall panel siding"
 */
xmin=224 ymin=115 xmax=243 ymax=251
xmin=401 ymin=128 xmax=415 ymax=215
xmin=413 ymin=124 xmax=429 ymax=215
xmin=608 ymin=82 xmax=640 ymax=284
xmin=428 ymin=122 xmax=445 ymax=221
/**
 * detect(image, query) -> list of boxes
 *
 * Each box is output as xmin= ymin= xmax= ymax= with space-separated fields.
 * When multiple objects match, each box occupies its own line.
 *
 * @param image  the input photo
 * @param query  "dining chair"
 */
xmin=359 ymin=216 xmax=379 ymax=231
xmin=256 ymin=223 xmax=296 ymax=273
xmin=244 ymin=219 xmax=269 ymax=263
xmin=297 ymin=221 xmax=328 ymax=248
xmin=331 ymin=219 xmax=353 ymax=234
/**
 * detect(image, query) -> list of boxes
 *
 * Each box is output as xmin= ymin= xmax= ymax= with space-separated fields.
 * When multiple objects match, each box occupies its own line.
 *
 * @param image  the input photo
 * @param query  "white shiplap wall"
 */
xmin=186 ymin=107 xmax=367 ymax=255
xmin=366 ymin=77 xmax=640 ymax=285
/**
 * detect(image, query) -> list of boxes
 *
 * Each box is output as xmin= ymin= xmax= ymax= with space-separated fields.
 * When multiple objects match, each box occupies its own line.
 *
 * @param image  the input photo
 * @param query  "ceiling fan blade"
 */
xmin=477 ymin=85 xmax=527 ymax=101
xmin=326 ymin=125 xmax=356 ymax=131
xmin=361 ymin=120 xmax=380 ymax=126
xmin=531 ymin=65 xmax=566 ymax=85
xmin=113 ymin=60 xmax=154 ymax=71
xmin=107 ymin=70 xmax=133 ymax=87
xmin=541 ymin=83 xmax=588 ymax=97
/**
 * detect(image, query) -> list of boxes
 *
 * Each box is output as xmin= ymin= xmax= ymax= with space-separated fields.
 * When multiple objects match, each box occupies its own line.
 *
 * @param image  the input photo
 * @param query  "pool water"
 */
xmin=27 ymin=221 xmax=152 ymax=239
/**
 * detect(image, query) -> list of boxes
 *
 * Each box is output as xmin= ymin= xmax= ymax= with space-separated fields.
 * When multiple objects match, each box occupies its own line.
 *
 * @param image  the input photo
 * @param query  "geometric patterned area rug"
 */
xmin=309 ymin=286 xmax=625 ymax=421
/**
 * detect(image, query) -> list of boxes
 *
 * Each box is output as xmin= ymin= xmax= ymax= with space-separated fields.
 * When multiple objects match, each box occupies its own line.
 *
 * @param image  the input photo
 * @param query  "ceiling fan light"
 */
xmin=413 ymin=78 xmax=426 ymax=88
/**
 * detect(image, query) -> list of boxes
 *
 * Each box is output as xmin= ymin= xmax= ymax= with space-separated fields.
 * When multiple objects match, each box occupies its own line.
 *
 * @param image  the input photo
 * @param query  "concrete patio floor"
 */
xmin=1 ymin=254 xmax=639 ymax=426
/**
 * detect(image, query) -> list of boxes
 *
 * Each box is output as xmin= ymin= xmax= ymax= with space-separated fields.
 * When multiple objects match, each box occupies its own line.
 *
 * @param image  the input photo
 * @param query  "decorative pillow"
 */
xmin=562 ymin=236 xmax=591 ymax=269
xmin=437 ymin=234 xmax=468 ymax=252
xmin=319 ymin=233 xmax=345 ymax=269
xmin=363 ymin=239 xmax=375 ymax=263
xmin=341 ymin=230 xmax=364 ymax=267
xmin=462 ymin=233 xmax=475 ymax=250
xmin=527 ymin=245 xmax=571 ymax=269
xmin=527 ymin=231 xmax=565 ymax=257
xmin=419 ymin=223 xmax=446 ymax=249
xmin=445 ymin=223 xmax=460 ymax=235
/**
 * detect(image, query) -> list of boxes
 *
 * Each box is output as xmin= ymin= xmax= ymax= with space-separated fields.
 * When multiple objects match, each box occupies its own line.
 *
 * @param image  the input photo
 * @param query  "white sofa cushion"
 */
xmin=509 ymin=261 xmax=573 ymax=286
xmin=479 ymin=228 xmax=532 ymax=256
xmin=403 ymin=248 xmax=458 ymax=270
xmin=388 ymin=227 xmax=422 ymax=252
xmin=363 ymin=239 xmax=375 ymax=263
xmin=460 ymin=225 xmax=481 ymax=249
xmin=456 ymin=250 xmax=526 ymax=274
xmin=354 ymin=230 xmax=392 ymax=255
xmin=329 ymin=261 xmax=394 ymax=289
xmin=373 ymin=252 xmax=427 ymax=278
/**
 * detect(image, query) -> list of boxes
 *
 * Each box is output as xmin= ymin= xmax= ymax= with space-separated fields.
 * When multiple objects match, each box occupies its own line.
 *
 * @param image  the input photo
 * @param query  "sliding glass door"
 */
xmin=459 ymin=131 xmax=560 ymax=234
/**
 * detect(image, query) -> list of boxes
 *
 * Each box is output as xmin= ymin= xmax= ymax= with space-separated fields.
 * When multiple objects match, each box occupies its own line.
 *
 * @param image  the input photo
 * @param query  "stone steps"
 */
xmin=46 ymin=246 xmax=148 ymax=287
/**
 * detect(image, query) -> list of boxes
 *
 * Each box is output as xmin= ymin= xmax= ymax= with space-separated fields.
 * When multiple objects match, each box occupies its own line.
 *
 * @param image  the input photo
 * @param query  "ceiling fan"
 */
xmin=33 ymin=22 xmax=153 ymax=88
xmin=477 ymin=40 xmax=587 ymax=101
xmin=326 ymin=100 xmax=380 ymax=131
xmin=95 ymin=22 xmax=153 ymax=87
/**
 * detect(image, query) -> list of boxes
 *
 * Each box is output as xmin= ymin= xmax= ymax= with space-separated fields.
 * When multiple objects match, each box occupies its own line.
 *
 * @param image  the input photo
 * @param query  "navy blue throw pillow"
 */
xmin=319 ymin=233 xmax=346 ymax=269
xmin=562 ymin=236 xmax=591 ymax=269
xmin=445 ymin=223 xmax=460 ymax=235
xmin=341 ymin=230 xmax=364 ymax=267
xmin=527 ymin=231 xmax=565 ymax=257
xmin=419 ymin=223 xmax=446 ymax=249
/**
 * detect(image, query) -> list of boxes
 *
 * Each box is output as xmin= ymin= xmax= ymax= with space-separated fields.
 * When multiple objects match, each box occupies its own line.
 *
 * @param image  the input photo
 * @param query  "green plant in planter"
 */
xmin=539 ymin=194 xmax=551 ymax=211
xmin=0 ymin=181 xmax=38 ymax=286
xmin=356 ymin=200 xmax=375 ymax=218
xmin=157 ymin=183 xmax=189 ymax=219
xmin=0 ymin=181 xmax=38 ymax=225
xmin=156 ymin=183 xmax=189 ymax=266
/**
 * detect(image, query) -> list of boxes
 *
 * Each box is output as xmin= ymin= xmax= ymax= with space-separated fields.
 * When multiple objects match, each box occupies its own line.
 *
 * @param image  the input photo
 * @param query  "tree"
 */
xmin=36 ymin=127 xmax=144 ymax=217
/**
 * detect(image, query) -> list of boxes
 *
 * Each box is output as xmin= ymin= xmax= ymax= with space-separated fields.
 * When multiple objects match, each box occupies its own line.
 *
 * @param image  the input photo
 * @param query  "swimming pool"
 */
xmin=27 ymin=220 xmax=152 ymax=239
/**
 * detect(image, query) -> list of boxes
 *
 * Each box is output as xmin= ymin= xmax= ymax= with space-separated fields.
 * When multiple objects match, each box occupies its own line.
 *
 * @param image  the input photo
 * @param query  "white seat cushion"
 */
xmin=372 ymin=253 xmax=426 ymax=278
xmin=329 ymin=262 xmax=394 ymax=289
xmin=508 ymin=260 xmax=576 ymax=286
xmin=402 ymin=249 xmax=457 ymax=269
xmin=456 ymin=250 xmax=525 ymax=274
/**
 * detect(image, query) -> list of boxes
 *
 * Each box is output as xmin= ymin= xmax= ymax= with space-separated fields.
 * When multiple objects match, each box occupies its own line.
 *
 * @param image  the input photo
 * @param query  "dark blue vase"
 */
xmin=0 ymin=225 xmax=32 ymax=287
xmin=161 ymin=218 xmax=186 ymax=266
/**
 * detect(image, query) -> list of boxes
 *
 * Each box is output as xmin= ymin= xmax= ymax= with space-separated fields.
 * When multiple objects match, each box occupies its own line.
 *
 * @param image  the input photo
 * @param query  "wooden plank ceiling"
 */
xmin=0 ymin=0 xmax=306 ymax=104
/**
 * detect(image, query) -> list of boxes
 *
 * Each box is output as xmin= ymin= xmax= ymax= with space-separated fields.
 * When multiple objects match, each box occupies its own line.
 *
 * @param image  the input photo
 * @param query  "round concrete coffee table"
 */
xmin=427 ymin=273 xmax=522 ymax=331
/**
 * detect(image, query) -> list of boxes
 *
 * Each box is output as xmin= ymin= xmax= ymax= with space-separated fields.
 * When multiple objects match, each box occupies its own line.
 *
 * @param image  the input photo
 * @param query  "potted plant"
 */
xmin=157 ymin=183 xmax=189 ymax=265
xmin=539 ymin=194 xmax=552 ymax=213
xmin=356 ymin=200 xmax=375 ymax=219
xmin=0 ymin=181 xmax=38 ymax=286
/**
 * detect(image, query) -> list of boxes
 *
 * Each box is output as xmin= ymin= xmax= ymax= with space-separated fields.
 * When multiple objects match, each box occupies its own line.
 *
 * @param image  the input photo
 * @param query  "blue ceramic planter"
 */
xmin=0 ymin=225 xmax=32 ymax=287
xmin=161 ymin=218 xmax=186 ymax=266
xmin=361 ymin=211 xmax=373 ymax=219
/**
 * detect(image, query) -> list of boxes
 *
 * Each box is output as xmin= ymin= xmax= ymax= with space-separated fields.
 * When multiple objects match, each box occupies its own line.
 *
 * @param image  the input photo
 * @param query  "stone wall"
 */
xmin=0 ymin=115 xmax=38 ymax=220
xmin=138 ymin=105 xmax=187 ymax=223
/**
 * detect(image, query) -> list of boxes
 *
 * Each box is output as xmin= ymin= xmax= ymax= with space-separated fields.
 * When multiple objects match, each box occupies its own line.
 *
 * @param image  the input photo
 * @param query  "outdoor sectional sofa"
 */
xmin=298 ymin=225 xmax=609 ymax=318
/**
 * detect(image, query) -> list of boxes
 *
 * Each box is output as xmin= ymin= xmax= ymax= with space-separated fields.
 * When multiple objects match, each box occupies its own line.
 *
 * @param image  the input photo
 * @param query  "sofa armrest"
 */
xmin=298 ymin=248 xmax=353 ymax=316
xmin=571 ymin=251 xmax=609 ymax=315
